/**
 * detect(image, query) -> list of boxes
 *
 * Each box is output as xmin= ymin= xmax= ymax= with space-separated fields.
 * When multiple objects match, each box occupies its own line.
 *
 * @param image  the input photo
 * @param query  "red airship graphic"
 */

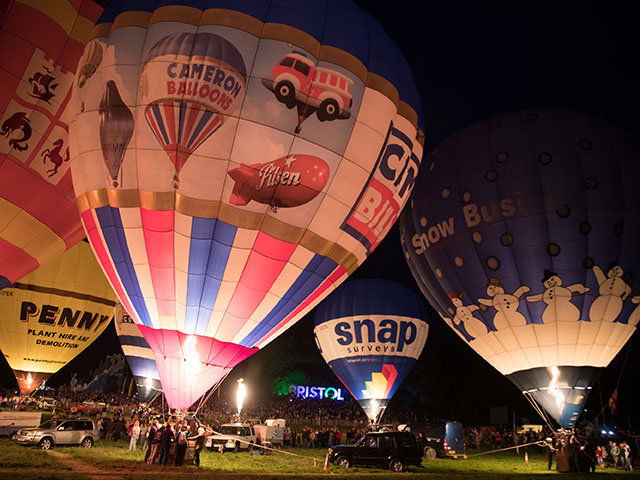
xmin=228 ymin=154 xmax=330 ymax=208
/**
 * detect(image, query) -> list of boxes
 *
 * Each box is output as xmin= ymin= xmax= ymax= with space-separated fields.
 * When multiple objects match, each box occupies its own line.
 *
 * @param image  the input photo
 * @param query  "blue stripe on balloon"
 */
xmin=118 ymin=334 xmax=151 ymax=349
xmin=94 ymin=206 xmax=152 ymax=327
xmin=239 ymin=254 xmax=338 ymax=347
xmin=177 ymin=102 xmax=187 ymax=144
xmin=187 ymin=108 xmax=214 ymax=148
xmin=185 ymin=217 xmax=236 ymax=335
xmin=150 ymin=104 xmax=170 ymax=145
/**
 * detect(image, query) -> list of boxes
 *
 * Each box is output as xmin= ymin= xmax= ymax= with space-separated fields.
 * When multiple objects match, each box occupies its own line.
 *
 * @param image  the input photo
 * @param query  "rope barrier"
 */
xmin=205 ymin=427 xmax=324 ymax=464
xmin=465 ymin=440 xmax=547 ymax=457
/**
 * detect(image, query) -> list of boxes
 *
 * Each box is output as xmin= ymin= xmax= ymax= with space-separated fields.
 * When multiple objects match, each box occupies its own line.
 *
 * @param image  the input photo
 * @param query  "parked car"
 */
xmin=38 ymin=397 xmax=57 ymax=410
xmin=205 ymin=423 xmax=256 ymax=452
xmin=327 ymin=430 xmax=422 ymax=472
xmin=12 ymin=418 xmax=99 ymax=449
xmin=70 ymin=401 xmax=106 ymax=415
xmin=398 ymin=421 xmax=465 ymax=459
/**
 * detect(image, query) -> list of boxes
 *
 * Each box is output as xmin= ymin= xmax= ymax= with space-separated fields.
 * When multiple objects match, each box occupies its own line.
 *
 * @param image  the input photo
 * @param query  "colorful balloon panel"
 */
xmin=0 ymin=241 xmax=116 ymax=394
xmin=0 ymin=0 xmax=104 ymax=289
xmin=314 ymin=279 xmax=429 ymax=422
xmin=69 ymin=1 xmax=424 ymax=409
xmin=400 ymin=109 xmax=640 ymax=427
xmin=114 ymin=303 xmax=161 ymax=403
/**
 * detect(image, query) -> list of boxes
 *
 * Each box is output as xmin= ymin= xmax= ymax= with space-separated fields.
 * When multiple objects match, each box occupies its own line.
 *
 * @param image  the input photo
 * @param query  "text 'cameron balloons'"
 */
xmin=400 ymin=109 xmax=640 ymax=428
xmin=70 ymin=1 xmax=424 ymax=409
xmin=314 ymin=279 xmax=428 ymax=423
xmin=114 ymin=304 xmax=161 ymax=403
xmin=0 ymin=0 xmax=104 ymax=289
xmin=0 ymin=241 xmax=116 ymax=394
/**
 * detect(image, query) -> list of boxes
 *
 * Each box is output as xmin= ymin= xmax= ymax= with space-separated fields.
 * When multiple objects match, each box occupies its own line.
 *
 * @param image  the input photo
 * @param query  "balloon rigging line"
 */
xmin=194 ymin=370 xmax=231 ymax=416
xmin=466 ymin=440 xmax=547 ymax=457
xmin=207 ymin=428 xmax=324 ymax=464
xmin=523 ymin=391 xmax=555 ymax=432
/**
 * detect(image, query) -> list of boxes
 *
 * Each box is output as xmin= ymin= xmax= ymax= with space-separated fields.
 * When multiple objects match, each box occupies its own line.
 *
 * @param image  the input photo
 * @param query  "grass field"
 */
xmin=0 ymin=438 xmax=637 ymax=479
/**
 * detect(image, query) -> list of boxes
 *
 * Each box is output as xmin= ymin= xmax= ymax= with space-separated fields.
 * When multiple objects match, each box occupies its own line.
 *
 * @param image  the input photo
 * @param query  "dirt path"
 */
xmin=46 ymin=450 xmax=116 ymax=480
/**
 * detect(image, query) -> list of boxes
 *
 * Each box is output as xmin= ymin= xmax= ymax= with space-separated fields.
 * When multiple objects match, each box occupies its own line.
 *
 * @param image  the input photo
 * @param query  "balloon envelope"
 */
xmin=0 ymin=241 xmax=116 ymax=394
xmin=0 ymin=0 xmax=104 ymax=289
xmin=314 ymin=279 xmax=429 ymax=422
xmin=70 ymin=0 xmax=424 ymax=409
xmin=400 ymin=109 xmax=640 ymax=428
xmin=114 ymin=304 xmax=161 ymax=403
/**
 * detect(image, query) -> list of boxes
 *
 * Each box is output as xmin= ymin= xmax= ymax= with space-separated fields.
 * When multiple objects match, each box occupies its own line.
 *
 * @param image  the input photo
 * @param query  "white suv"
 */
xmin=13 ymin=418 xmax=99 ymax=449
xmin=205 ymin=424 xmax=256 ymax=452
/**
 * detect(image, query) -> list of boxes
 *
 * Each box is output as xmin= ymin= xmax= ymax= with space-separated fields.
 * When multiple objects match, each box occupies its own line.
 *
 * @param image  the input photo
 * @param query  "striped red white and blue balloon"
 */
xmin=314 ymin=279 xmax=429 ymax=423
xmin=69 ymin=0 xmax=424 ymax=409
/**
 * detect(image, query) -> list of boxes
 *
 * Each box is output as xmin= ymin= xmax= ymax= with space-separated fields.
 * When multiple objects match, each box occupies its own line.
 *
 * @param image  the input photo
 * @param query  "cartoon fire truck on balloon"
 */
xmin=262 ymin=52 xmax=353 ymax=132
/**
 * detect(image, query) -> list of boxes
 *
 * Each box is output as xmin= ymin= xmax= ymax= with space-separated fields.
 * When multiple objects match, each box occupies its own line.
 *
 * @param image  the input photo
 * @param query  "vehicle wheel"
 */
xmin=81 ymin=437 xmax=93 ymax=448
xmin=39 ymin=438 xmax=53 ymax=450
xmin=389 ymin=458 xmax=405 ymax=472
xmin=275 ymin=81 xmax=296 ymax=108
xmin=335 ymin=455 xmax=351 ymax=469
xmin=317 ymin=99 xmax=339 ymax=121
xmin=424 ymin=447 xmax=437 ymax=459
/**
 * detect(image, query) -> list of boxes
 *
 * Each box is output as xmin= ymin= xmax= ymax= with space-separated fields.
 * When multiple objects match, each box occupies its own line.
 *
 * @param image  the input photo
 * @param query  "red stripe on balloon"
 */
xmin=0 ymin=238 xmax=39 ymax=284
xmin=140 ymin=208 xmax=175 ymax=317
xmin=216 ymin=232 xmax=296 ymax=340
xmin=258 ymin=264 xmax=348 ymax=347
xmin=81 ymin=209 xmax=137 ymax=319
xmin=0 ymin=157 xmax=83 ymax=246
xmin=382 ymin=364 xmax=398 ymax=398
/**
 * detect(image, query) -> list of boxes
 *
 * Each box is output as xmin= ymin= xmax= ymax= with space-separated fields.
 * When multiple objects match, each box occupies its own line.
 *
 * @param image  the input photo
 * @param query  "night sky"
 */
xmin=2 ymin=1 xmax=638 ymax=427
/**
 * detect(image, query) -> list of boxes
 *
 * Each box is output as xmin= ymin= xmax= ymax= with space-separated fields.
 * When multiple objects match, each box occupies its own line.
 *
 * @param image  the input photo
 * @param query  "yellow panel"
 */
xmin=0 ymin=243 xmax=116 ymax=376
xmin=0 ymin=198 xmax=66 ymax=265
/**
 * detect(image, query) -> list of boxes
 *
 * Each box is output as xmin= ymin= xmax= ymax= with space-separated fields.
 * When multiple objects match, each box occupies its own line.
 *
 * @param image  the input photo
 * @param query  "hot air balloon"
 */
xmin=400 ymin=109 xmax=640 ymax=428
xmin=114 ymin=304 xmax=161 ymax=403
xmin=0 ymin=0 xmax=104 ymax=289
xmin=0 ymin=241 xmax=116 ymax=394
xmin=314 ymin=279 xmax=429 ymax=423
xmin=69 ymin=0 xmax=424 ymax=409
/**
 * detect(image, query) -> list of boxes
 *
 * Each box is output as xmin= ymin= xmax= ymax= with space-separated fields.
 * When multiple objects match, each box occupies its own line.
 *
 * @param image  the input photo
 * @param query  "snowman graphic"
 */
xmin=477 ymin=277 xmax=530 ymax=329
xmin=449 ymin=291 xmax=489 ymax=340
xmin=588 ymin=263 xmax=632 ymax=322
xmin=526 ymin=270 xmax=589 ymax=323
xmin=627 ymin=296 xmax=640 ymax=327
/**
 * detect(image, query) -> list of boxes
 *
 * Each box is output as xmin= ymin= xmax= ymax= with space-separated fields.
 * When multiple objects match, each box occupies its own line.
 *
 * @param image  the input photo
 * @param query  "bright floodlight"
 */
xmin=145 ymin=377 xmax=153 ymax=389
xmin=237 ymin=378 xmax=247 ymax=415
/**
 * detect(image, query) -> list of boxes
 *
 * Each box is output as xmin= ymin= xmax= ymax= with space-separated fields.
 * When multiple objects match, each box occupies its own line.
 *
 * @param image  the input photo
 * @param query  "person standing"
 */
xmin=546 ymin=437 xmax=557 ymax=470
xmin=191 ymin=425 xmax=206 ymax=467
xmin=158 ymin=424 xmax=175 ymax=465
xmin=147 ymin=424 xmax=163 ymax=465
xmin=144 ymin=420 xmax=158 ymax=463
xmin=175 ymin=426 xmax=189 ymax=466
xmin=129 ymin=420 xmax=141 ymax=450
xmin=611 ymin=442 xmax=621 ymax=468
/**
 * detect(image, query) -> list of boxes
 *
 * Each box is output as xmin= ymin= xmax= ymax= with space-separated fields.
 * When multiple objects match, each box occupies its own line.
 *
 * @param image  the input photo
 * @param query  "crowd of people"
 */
xmin=1 ymin=385 xmax=637 ymax=472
